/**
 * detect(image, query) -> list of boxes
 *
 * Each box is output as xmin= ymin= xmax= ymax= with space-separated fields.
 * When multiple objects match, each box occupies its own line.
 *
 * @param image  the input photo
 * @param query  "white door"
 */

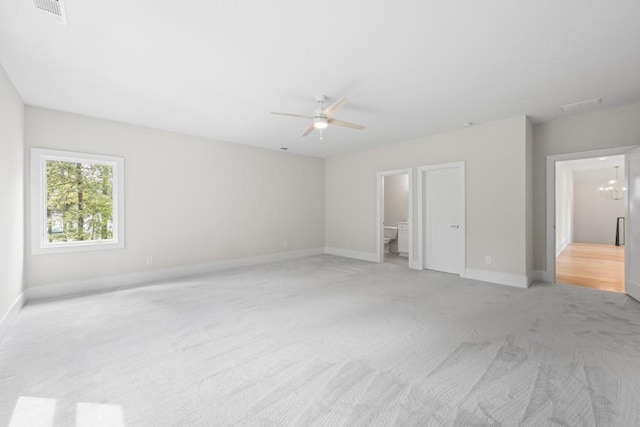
xmin=424 ymin=165 xmax=464 ymax=274
xmin=625 ymin=147 xmax=640 ymax=302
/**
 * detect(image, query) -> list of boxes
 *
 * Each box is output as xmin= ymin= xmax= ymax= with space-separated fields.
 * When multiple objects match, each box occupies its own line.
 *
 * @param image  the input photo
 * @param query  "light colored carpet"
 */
xmin=1 ymin=255 xmax=640 ymax=426
xmin=383 ymin=253 xmax=409 ymax=266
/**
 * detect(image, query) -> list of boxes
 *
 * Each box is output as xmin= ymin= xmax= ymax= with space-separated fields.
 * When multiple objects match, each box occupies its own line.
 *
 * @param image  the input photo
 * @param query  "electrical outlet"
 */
xmin=345 ymin=240 xmax=350 ymax=247
xmin=283 ymin=241 xmax=288 ymax=249
xmin=146 ymin=256 xmax=153 ymax=265
xmin=485 ymin=256 xmax=491 ymax=265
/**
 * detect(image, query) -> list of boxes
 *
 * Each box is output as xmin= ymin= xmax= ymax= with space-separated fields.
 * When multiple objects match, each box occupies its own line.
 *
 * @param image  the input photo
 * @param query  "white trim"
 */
xmin=375 ymin=168 xmax=414 ymax=268
xmin=30 ymin=148 xmax=125 ymax=255
xmin=556 ymin=238 xmax=570 ymax=257
xmin=625 ymin=146 xmax=640 ymax=301
xmin=465 ymin=268 xmax=529 ymax=289
xmin=545 ymin=146 xmax=636 ymax=283
xmin=25 ymin=247 xmax=324 ymax=301
xmin=531 ymin=270 xmax=547 ymax=282
xmin=0 ymin=293 xmax=25 ymax=343
xmin=417 ymin=161 xmax=466 ymax=275
xmin=324 ymin=247 xmax=379 ymax=262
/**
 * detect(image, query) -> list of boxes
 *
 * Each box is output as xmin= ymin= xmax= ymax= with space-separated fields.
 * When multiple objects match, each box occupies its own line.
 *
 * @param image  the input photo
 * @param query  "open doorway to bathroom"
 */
xmin=376 ymin=169 xmax=412 ymax=268
xmin=554 ymin=155 xmax=626 ymax=293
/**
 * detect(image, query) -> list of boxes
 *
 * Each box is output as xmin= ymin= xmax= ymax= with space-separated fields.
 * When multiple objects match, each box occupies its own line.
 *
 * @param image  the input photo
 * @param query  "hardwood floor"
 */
xmin=556 ymin=243 xmax=625 ymax=293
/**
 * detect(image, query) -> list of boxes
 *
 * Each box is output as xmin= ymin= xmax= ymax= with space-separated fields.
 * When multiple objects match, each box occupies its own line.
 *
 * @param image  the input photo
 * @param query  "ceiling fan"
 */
xmin=271 ymin=95 xmax=365 ymax=139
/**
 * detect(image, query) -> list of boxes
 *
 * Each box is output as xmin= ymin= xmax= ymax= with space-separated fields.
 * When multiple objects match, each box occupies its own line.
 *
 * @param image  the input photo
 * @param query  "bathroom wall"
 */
xmin=573 ymin=168 xmax=626 ymax=245
xmin=384 ymin=174 xmax=409 ymax=226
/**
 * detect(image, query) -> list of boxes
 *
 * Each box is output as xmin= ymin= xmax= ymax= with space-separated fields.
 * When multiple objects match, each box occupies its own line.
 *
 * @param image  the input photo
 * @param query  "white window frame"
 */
xmin=30 ymin=148 xmax=125 ymax=254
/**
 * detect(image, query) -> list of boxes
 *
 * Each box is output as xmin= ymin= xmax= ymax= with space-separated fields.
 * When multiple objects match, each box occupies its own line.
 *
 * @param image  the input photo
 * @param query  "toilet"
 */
xmin=383 ymin=226 xmax=398 ymax=253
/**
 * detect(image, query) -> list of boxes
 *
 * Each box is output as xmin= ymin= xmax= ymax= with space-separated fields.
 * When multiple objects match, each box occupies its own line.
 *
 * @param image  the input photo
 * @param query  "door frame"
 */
xmin=376 ymin=168 xmax=413 ymax=266
xmin=545 ymin=145 xmax=636 ymax=283
xmin=417 ymin=161 xmax=466 ymax=274
xmin=625 ymin=146 xmax=640 ymax=301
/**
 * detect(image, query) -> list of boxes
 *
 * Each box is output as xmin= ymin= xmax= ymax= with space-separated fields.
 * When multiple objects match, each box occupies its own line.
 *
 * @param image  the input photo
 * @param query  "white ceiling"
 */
xmin=1 ymin=1 xmax=640 ymax=158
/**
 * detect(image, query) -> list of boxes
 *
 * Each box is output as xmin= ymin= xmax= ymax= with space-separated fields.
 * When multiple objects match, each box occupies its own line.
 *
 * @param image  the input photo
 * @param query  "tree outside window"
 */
xmin=46 ymin=160 xmax=114 ymax=243
xmin=31 ymin=148 xmax=124 ymax=254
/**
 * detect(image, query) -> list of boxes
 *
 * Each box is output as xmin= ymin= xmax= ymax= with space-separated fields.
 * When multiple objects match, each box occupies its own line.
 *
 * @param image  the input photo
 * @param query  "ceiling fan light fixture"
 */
xmin=271 ymin=96 xmax=364 ymax=138
xmin=313 ymin=117 xmax=329 ymax=129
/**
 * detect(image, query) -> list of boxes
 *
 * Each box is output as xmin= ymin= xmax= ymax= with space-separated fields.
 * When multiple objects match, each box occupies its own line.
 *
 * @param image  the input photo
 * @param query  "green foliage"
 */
xmin=46 ymin=160 xmax=114 ymax=243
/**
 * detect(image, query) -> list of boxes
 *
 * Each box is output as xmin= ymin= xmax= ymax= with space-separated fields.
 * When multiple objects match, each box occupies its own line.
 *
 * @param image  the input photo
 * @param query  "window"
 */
xmin=30 ymin=148 xmax=124 ymax=254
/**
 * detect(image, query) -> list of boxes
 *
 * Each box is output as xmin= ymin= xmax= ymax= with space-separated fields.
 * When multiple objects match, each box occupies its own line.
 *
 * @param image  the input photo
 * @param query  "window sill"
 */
xmin=32 ymin=240 xmax=125 ymax=255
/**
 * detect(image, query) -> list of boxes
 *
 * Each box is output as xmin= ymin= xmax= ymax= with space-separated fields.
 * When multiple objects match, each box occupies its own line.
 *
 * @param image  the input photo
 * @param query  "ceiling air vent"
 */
xmin=33 ymin=0 xmax=67 ymax=25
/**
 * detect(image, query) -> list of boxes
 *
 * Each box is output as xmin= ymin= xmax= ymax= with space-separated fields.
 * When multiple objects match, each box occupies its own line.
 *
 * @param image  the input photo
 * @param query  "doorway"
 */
xmin=554 ymin=156 xmax=626 ymax=292
xmin=546 ymin=146 xmax=638 ymax=295
xmin=417 ymin=162 xmax=466 ymax=275
xmin=376 ymin=169 xmax=412 ymax=267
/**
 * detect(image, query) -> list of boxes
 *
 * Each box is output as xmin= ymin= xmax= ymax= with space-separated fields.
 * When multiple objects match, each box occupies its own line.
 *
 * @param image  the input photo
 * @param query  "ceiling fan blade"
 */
xmin=328 ymin=118 xmax=365 ymax=130
xmin=271 ymin=112 xmax=313 ymax=119
xmin=302 ymin=122 xmax=315 ymax=137
xmin=322 ymin=97 xmax=346 ymax=117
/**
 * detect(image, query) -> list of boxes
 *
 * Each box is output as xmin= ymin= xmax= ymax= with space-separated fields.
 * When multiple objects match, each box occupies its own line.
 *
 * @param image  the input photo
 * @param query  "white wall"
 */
xmin=572 ymin=168 xmax=626 ymax=245
xmin=0 ymin=63 xmax=24 ymax=322
xmin=533 ymin=102 xmax=640 ymax=273
xmin=384 ymin=174 xmax=409 ymax=226
xmin=555 ymin=162 xmax=574 ymax=255
xmin=326 ymin=115 xmax=530 ymax=281
xmin=24 ymin=107 xmax=325 ymax=289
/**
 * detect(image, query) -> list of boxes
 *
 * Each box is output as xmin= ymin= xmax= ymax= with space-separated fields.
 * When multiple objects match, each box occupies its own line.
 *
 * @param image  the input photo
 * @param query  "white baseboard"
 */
xmin=465 ymin=268 xmax=530 ymax=289
xmin=25 ymin=247 xmax=325 ymax=301
xmin=556 ymin=239 xmax=570 ymax=257
xmin=0 ymin=293 xmax=25 ymax=343
xmin=324 ymin=247 xmax=378 ymax=263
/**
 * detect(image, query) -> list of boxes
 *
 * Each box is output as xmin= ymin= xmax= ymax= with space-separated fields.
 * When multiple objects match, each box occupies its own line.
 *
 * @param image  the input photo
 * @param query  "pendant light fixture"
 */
xmin=599 ymin=166 xmax=626 ymax=200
